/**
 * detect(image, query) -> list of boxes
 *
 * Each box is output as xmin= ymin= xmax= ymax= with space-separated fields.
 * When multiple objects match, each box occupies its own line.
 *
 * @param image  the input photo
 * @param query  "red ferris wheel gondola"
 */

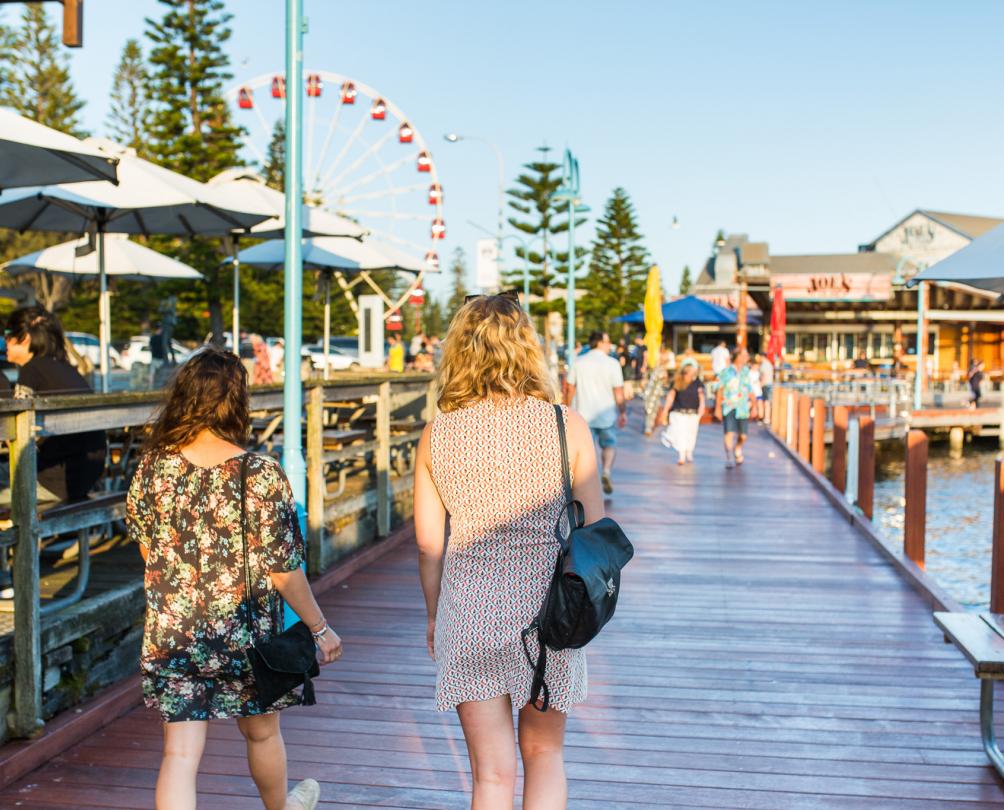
xmin=238 ymin=87 xmax=253 ymax=109
xmin=408 ymin=285 xmax=426 ymax=306
xmin=428 ymin=183 xmax=442 ymax=205
xmin=431 ymin=218 xmax=446 ymax=240
xmin=417 ymin=151 xmax=432 ymax=172
xmin=387 ymin=310 xmax=404 ymax=331
xmin=306 ymin=74 xmax=322 ymax=98
xmin=398 ymin=122 xmax=413 ymax=143
xmin=271 ymin=75 xmax=285 ymax=99
xmin=340 ymin=81 xmax=356 ymax=104
xmin=424 ymin=251 xmax=439 ymax=271
xmin=371 ymin=98 xmax=386 ymax=120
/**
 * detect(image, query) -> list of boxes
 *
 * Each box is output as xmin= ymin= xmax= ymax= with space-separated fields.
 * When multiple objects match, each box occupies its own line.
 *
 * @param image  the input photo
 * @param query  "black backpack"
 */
xmin=520 ymin=405 xmax=635 ymax=711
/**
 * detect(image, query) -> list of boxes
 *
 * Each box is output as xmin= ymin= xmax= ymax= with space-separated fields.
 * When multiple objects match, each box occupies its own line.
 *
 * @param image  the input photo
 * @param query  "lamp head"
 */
xmin=444 ymin=133 xmax=461 ymax=143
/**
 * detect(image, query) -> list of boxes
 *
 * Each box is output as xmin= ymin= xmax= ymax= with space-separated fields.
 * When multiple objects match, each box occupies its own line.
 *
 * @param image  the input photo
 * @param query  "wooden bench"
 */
xmin=934 ymin=611 xmax=1004 ymax=778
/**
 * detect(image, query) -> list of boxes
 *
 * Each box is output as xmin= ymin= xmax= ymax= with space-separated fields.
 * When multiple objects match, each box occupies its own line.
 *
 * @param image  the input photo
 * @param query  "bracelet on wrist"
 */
xmin=311 ymin=624 xmax=330 ymax=640
xmin=308 ymin=616 xmax=326 ymax=632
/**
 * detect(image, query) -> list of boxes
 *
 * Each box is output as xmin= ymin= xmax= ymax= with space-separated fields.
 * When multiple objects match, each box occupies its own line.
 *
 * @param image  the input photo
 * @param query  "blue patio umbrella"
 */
xmin=615 ymin=294 xmax=759 ymax=325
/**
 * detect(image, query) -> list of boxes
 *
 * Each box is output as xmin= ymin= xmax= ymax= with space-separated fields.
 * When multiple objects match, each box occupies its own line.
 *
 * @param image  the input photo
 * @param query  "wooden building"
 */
xmin=694 ymin=210 xmax=1004 ymax=377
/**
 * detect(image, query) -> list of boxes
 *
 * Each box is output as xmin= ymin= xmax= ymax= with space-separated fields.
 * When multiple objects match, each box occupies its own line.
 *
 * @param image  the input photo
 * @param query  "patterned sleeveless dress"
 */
xmin=430 ymin=397 xmax=588 ymax=713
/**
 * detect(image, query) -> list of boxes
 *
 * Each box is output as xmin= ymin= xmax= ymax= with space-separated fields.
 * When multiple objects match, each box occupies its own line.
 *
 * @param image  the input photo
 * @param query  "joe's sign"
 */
xmin=777 ymin=272 xmax=890 ymax=302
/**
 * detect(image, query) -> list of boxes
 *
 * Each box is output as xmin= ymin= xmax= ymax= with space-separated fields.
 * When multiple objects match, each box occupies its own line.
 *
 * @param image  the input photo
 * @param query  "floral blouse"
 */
xmin=127 ymin=452 xmax=304 ymax=685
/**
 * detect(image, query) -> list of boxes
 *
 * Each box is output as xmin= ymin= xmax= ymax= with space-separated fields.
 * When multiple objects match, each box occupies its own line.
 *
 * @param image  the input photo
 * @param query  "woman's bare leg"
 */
xmin=156 ymin=720 xmax=208 ymax=810
xmin=237 ymin=713 xmax=288 ymax=810
xmin=456 ymin=695 xmax=517 ymax=809
xmin=518 ymin=703 xmax=568 ymax=809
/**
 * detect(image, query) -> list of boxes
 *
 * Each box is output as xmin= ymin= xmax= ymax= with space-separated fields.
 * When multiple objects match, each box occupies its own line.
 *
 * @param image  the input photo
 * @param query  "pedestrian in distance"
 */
xmin=642 ymin=345 xmax=675 ymax=436
xmin=757 ymin=353 xmax=774 ymax=423
xmin=710 ymin=339 xmax=730 ymax=378
xmin=714 ymin=346 xmax=757 ymax=468
xmin=566 ymin=331 xmax=628 ymax=495
xmin=127 ymin=349 xmax=342 ymax=810
xmin=414 ymin=294 xmax=603 ymax=809
xmin=969 ymin=359 xmax=985 ymax=409
xmin=387 ymin=334 xmax=405 ymax=373
xmin=658 ymin=361 xmax=705 ymax=465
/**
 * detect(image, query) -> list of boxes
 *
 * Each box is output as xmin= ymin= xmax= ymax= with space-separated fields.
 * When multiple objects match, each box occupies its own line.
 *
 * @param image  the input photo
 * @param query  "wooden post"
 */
xmin=811 ymin=398 xmax=826 ymax=474
xmin=797 ymin=395 xmax=811 ymax=462
xmin=11 ymin=407 xmax=42 ymax=738
xmin=857 ymin=415 xmax=875 ymax=520
xmin=305 ymin=385 xmax=325 ymax=576
xmin=831 ymin=405 xmax=848 ymax=493
xmin=775 ymin=387 xmax=786 ymax=436
xmin=62 ymin=0 xmax=83 ymax=47
xmin=992 ymin=458 xmax=1004 ymax=613
xmin=787 ymin=392 xmax=798 ymax=448
xmin=770 ymin=386 xmax=781 ymax=433
xmin=376 ymin=381 xmax=391 ymax=537
xmin=904 ymin=430 xmax=928 ymax=569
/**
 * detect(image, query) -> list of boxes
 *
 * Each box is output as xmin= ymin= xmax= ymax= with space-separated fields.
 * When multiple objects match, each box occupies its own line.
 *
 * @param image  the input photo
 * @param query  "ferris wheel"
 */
xmin=225 ymin=70 xmax=444 ymax=324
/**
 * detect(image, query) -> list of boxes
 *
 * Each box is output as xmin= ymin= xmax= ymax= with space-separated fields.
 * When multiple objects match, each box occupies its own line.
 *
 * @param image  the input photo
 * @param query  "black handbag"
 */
xmin=520 ymin=405 xmax=634 ymax=711
xmin=239 ymin=454 xmax=320 ymax=710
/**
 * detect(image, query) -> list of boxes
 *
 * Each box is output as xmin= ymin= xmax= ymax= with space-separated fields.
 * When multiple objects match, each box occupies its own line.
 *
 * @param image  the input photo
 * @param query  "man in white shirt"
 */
xmin=565 ymin=331 xmax=627 ymax=494
xmin=710 ymin=340 xmax=730 ymax=377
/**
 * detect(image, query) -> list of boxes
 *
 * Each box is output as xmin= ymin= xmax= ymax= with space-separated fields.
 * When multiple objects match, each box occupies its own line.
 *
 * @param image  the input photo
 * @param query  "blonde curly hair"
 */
xmin=436 ymin=295 xmax=555 ymax=412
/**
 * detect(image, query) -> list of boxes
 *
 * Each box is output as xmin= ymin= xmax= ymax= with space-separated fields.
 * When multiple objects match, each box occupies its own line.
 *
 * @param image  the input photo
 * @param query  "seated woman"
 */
xmin=6 ymin=306 xmax=105 ymax=503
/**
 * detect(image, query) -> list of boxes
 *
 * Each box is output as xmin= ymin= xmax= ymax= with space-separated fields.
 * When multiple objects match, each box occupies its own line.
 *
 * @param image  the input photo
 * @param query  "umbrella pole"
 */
xmin=231 ymin=237 xmax=240 ymax=355
xmin=323 ymin=271 xmax=331 ymax=381
xmin=97 ymin=227 xmax=109 ymax=394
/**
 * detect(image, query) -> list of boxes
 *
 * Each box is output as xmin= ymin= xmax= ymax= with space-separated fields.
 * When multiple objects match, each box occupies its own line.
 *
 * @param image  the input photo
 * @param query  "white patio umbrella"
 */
xmin=0 ymin=109 xmax=119 ymax=190
xmin=237 ymin=236 xmax=428 ymax=378
xmin=208 ymin=169 xmax=366 ymax=348
xmin=909 ymin=223 xmax=1004 ymax=295
xmin=4 ymin=235 xmax=203 ymax=367
xmin=0 ymin=139 xmax=273 ymax=391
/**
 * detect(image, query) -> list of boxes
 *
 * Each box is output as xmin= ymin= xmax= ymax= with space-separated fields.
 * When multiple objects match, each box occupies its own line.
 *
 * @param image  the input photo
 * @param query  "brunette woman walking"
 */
xmin=127 ymin=349 xmax=342 ymax=810
xmin=414 ymin=295 xmax=605 ymax=809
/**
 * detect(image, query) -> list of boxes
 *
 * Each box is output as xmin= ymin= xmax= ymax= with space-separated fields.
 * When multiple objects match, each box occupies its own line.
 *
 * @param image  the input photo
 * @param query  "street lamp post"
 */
xmin=466 ymin=219 xmax=542 ymax=306
xmin=283 ymin=0 xmax=306 ymax=517
xmin=445 ymin=133 xmax=504 ymax=288
xmin=552 ymin=149 xmax=588 ymax=363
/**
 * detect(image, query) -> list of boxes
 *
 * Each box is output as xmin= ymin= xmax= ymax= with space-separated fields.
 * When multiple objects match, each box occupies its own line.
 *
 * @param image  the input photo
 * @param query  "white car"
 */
xmin=66 ymin=332 xmax=122 ymax=369
xmin=117 ymin=335 xmax=192 ymax=371
xmin=302 ymin=342 xmax=360 ymax=372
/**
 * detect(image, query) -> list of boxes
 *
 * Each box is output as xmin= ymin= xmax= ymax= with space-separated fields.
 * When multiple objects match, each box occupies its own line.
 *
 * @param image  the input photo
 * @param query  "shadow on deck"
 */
xmin=1 ymin=415 xmax=1002 ymax=808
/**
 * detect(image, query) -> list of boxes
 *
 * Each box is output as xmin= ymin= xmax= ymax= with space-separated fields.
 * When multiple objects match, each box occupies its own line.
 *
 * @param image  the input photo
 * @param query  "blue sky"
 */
xmin=9 ymin=0 xmax=1004 ymax=301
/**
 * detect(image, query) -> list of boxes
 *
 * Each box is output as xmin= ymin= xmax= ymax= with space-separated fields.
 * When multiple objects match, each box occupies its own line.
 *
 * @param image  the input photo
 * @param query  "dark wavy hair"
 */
xmin=6 ymin=306 xmax=68 ymax=362
xmin=145 ymin=348 xmax=250 ymax=452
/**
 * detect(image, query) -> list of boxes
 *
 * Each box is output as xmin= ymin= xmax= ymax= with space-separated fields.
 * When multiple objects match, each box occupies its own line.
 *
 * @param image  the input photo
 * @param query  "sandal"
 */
xmin=286 ymin=779 xmax=320 ymax=810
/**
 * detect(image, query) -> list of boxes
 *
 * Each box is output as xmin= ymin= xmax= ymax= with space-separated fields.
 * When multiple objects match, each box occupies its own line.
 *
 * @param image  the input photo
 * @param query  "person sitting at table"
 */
xmin=5 ymin=306 xmax=105 ymax=503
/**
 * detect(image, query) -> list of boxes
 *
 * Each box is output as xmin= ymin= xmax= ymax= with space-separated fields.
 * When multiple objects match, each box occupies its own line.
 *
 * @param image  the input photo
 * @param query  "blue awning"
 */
xmin=615 ymin=295 xmax=759 ymax=325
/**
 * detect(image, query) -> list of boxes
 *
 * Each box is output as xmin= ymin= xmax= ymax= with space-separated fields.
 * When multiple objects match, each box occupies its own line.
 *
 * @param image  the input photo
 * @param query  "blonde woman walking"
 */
xmin=658 ymin=362 xmax=705 ymax=464
xmin=414 ymin=294 xmax=604 ymax=809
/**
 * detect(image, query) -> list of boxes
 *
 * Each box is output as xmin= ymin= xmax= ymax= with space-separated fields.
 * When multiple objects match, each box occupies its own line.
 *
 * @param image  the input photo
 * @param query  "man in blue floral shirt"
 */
xmin=715 ymin=347 xmax=757 ymax=468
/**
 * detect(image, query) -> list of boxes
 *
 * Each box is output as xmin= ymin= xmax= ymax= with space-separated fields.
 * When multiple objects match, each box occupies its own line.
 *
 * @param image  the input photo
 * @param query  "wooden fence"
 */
xmin=0 ymin=373 xmax=434 ymax=740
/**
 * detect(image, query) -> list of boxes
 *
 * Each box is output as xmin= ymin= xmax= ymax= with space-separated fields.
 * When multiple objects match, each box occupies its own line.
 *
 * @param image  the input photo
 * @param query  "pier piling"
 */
xmin=905 ymin=429 xmax=928 ymax=568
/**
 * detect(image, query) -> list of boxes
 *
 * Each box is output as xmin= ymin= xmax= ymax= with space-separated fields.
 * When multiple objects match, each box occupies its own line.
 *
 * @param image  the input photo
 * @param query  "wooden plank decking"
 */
xmin=1 ymin=418 xmax=1003 ymax=808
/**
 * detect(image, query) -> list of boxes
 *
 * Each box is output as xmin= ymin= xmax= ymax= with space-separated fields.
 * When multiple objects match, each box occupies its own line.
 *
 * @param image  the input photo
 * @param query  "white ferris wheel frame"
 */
xmin=225 ymin=69 xmax=444 ymax=320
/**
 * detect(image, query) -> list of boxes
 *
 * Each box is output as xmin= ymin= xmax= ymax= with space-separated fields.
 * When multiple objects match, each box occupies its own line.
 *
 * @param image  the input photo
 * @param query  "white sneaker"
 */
xmin=659 ymin=428 xmax=673 ymax=449
xmin=286 ymin=779 xmax=320 ymax=810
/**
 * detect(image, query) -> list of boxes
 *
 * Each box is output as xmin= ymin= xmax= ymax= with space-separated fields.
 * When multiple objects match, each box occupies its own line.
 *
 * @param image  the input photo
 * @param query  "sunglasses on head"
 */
xmin=464 ymin=289 xmax=521 ymax=306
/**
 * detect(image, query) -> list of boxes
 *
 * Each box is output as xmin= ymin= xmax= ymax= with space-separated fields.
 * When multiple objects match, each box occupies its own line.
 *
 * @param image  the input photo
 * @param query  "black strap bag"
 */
xmin=239 ymin=454 xmax=320 ymax=710
xmin=520 ymin=405 xmax=634 ymax=711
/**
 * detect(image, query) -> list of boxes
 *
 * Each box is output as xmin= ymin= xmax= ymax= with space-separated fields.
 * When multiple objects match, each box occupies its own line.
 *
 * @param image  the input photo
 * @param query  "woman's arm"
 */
xmin=698 ymin=385 xmax=707 ymax=418
xmin=270 ymin=569 xmax=342 ymax=664
xmin=566 ymin=409 xmax=604 ymax=525
xmin=414 ymin=422 xmax=447 ymax=659
xmin=658 ymin=388 xmax=677 ymax=423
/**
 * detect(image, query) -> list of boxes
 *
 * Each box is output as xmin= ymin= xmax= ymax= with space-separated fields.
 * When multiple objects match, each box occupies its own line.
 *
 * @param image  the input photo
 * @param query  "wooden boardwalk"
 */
xmin=1 ymin=419 xmax=1003 ymax=808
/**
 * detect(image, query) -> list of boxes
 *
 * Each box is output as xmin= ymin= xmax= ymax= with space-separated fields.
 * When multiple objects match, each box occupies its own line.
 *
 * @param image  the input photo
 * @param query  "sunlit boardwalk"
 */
xmin=1 ymin=417 xmax=1003 ymax=808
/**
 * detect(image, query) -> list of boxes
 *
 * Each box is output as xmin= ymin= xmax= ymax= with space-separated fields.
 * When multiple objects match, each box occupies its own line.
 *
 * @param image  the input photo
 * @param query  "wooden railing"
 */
xmin=0 ymin=373 xmax=434 ymax=738
xmin=770 ymin=384 xmax=1003 ymax=612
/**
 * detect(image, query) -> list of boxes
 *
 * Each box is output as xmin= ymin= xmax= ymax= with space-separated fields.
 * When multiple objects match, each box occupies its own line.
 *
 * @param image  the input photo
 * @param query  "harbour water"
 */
xmin=874 ymin=437 xmax=999 ymax=610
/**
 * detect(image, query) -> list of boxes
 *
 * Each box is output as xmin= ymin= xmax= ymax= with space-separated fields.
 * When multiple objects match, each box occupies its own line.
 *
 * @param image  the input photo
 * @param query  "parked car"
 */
xmin=302 ymin=342 xmax=360 ymax=372
xmin=117 ymin=335 xmax=192 ymax=371
xmin=67 ymin=331 xmax=122 ymax=369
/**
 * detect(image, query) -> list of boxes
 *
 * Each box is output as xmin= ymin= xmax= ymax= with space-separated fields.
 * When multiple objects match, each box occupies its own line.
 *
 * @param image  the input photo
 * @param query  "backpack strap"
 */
xmin=553 ymin=404 xmax=584 ymax=548
xmin=520 ymin=620 xmax=551 ymax=713
xmin=239 ymin=453 xmax=256 ymax=644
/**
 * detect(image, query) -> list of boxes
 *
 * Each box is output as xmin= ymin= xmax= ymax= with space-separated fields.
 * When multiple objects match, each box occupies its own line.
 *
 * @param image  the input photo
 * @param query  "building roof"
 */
xmin=770 ymin=252 xmax=900 ymax=276
xmin=866 ymin=209 xmax=1004 ymax=247
xmin=737 ymin=242 xmax=769 ymax=265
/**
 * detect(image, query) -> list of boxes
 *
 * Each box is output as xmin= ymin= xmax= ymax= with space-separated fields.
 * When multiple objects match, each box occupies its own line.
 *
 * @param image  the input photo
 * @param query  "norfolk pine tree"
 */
xmin=106 ymin=39 xmax=151 ymax=155
xmin=580 ymin=188 xmax=650 ymax=335
xmin=445 ymin=247 xmax=469 ymax=318
xmin=145 ymin=0 xmax=245 ymax=340
xmin=678 ymin=265 xmax=693 ymax=295
xmin=262 ymin=119 xmax=286 ymax=191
